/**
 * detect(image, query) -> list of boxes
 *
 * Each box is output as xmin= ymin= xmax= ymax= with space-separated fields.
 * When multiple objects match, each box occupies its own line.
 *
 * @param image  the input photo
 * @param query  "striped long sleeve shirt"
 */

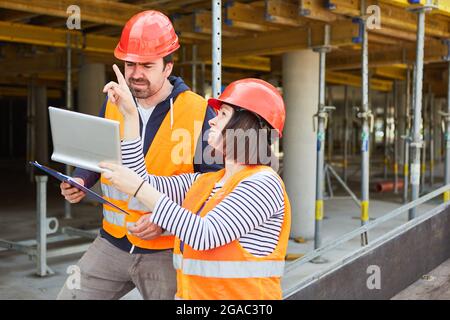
xmin=122 ymin=139 xmax=285 ymax=257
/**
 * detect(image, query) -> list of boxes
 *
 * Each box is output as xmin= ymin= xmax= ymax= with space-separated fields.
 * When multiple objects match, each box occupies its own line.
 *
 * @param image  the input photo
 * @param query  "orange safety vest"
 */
xmin=173 ymin=165 xmax=291 ymax=300
xmin=100 ymin=91 xmax=207 ymax=249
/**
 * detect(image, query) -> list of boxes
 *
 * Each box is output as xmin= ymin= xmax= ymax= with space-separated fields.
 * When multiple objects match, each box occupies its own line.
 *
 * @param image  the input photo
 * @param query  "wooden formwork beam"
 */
xmin=326 ymin=71 xmax=393 ymax=91
xmin=0 ymin=0 xmax=142 ymax=26
xmin=305 ymin=0 xmax=450 ymax=38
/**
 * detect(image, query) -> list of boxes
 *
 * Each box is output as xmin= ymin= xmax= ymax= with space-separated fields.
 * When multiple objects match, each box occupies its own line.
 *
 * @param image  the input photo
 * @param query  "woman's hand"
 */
xmin=103 ymin=64 xmax=138 ymax=119
xmin=100 ymin=162 xmax=163 ymax=213
xmin=128 ymin=214 xmax=163 ymax=240
xmin=99 ymin=162 xmax=143 ymax=196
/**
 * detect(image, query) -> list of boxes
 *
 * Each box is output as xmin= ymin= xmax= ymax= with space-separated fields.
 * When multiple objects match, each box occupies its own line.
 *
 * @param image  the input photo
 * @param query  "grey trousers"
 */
xmin=56 ymin=236 xmax=176 ymax=300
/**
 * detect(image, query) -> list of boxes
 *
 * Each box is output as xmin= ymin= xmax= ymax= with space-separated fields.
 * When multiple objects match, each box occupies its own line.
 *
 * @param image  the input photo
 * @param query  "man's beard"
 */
xmin=128 ymin=78 xmax=153 ymax=99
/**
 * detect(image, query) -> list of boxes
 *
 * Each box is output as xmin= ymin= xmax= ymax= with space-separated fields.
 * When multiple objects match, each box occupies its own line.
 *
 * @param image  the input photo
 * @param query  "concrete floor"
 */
xmin=0 ymin=159 xmax=142 ymax=299
xmin=392 ymin=258 xmax=450 ymax=300
xmin=1 ymin=158 xmax=449 ymax=300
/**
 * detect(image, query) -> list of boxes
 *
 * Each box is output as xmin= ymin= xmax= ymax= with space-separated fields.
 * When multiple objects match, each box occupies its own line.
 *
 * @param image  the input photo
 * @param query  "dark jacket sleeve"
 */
xmin=193 ymin=106 xmax=224 ymax=173
xmin=72 ymin=96 xmax=108 ymax=188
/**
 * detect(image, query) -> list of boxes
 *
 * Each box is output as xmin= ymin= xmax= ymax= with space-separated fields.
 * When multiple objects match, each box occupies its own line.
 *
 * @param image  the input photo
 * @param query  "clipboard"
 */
xmin=30 ymin=161 xmax=129 ymax=215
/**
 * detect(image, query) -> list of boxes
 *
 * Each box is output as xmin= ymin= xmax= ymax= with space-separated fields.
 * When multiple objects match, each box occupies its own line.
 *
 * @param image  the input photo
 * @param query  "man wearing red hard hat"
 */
xmin=57 ymin=10 xmax=221 ymax=300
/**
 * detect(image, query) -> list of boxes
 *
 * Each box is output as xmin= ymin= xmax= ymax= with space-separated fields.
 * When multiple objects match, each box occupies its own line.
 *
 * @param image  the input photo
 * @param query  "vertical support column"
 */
xmin=351 ymin=87 xmax=357 ymax=156
xmin=403 ymin=67 xmax=412 ymax=203
xmin=283 ymin=50 xmax=319 ymax=240
xmin=397 ymin=80 xmax=406 ymax=167
xmin=409 ymin=5 xmax=430 ymax=220
xmin=430 ymin=90 xmax=435 ymax=186
xmin=369 ymin=72 xmax=376 ymax=162
xmin=444 ymin=61 xmax=450 ymax=202
xmin=421 ymin=88 xmax=429 ymax=191
xmin=8 ymin=100 xmax=13 ymax=158
xmin=434 ymin=97 xmax=442 ymax=165
xmin=212 ymin=0 xmax=222 ymax=98
xmin=27 ymin=80 xmax=36 ymax=183
xmin=65 ymin=33 xmax=73 ymax=219
xmin=343 ymin=85 xmax=349 ymax=183
xmin=35 ymin=86 xmax=48 ymax=166
xmin=78 ymin=63 xmax=106 ymax=116
xmin=326 ymin=87 xmax=334 ymax=163
xmin=77 ymin=62 xmax=106 ymax=197
xmin=357 ymin=7 xmax=371 ymax=245
xmin=36 ymin=175 xmax=48 ymax=277
xmin=201 ymin=62 xmax=206 ymax=97
xmin=383 ymin=92 xmax=389 ymax=180
xmin=192 ymin=44 xmax=198 ymax=93
xmin=313 ymin=25 xmax=332 ymax=252
xmin=394 ymin=80 xmax=399 ymax=193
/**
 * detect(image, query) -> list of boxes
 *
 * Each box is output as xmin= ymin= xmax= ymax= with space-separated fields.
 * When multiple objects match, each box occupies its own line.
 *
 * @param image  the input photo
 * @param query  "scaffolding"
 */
xmin=2 ymin=0 xmax=450 ymax=279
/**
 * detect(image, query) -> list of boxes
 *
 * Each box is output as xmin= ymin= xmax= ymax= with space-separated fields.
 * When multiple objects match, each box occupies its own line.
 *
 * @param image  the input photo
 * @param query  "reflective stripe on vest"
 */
xmin=173 ymin=252 xmax=182 ymax=269
xmin=128 ymin=196 xmax=151 ymax=212
xmin=173 ymin=253 xmax=285 ymax=278
xmin=103 ymin=209 xmax=126 ymax=227
xmin=102 ymin=184 xmax=150 ymax=212
xmin=101 ymin=184 xmax=129 ymax=202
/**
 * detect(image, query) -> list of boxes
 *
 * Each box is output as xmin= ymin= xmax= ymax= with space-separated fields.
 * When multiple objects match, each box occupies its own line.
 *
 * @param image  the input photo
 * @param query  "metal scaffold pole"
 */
xmin=384 ymin=92 xmax=389 ymax=180
xmin=65 ymin=33 xmax=73 ymax=219
xmin=27 ymin=79 xmax=36 ymax=183
xmin=351 ymin=87 xmax=357 ymax=156
xmin=444 ymin=60 xmax=450 ymax=202
xmin=409 ymin=2 xmax=433 ymax=220
xmin=357 ymin=2 xmax=372 ymax=245
xmin=313 ymin=24 xmax=333 ymax=255
xmin=421 ymin=88 xmax=429 ymax=192
xmin=326 ymin=87 xmax=334 ymax=163
xmin=430 ymin=88 xmax=435 ymax=187
xmin=371 ymin=74 xmax=378 ymax=165
xmin=403 ymin=67 xmax=412 ymax=203
xmin=343 ymin=85 xmax=349 ymax=183
xmin=394 ymin=80 xmax=399 ymax=193
xmin=212 ymin=0 xmax=222 ymax=98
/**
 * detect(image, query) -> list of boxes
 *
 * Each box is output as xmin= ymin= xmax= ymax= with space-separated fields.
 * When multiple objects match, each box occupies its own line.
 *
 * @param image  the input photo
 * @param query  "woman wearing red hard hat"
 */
xmin=57 ymin=10 xmax=222 ymax=300
xmin=100 ymin=78 xmax=291 ymax=300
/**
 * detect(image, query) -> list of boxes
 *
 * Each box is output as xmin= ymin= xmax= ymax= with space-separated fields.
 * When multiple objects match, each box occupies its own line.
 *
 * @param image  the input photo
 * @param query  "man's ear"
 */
xmin=164 ymin=62 xmax=174 ymax=77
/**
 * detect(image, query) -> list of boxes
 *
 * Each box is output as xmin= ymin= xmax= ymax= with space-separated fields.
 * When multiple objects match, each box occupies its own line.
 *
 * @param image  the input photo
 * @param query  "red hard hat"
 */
xmin=208 ymin=79 xmax=286 ymax=137
xmin=114 ymin=10 xmax=180 ymax=62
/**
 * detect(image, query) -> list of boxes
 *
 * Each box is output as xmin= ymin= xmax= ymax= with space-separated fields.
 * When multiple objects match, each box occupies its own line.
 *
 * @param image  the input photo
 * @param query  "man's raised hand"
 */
xmin=103 ymin=64 xmax=137 ymax=118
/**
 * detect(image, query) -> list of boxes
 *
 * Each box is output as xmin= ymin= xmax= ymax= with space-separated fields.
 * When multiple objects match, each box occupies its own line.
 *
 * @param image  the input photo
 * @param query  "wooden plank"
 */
xmin=0 ymin=0 xmax=141 ymax=26
xmin=0 ymin=86 xmax=61 ymax=98
xmin=0 ymin=21 xmax=117 ymax=54
xmin=319 ymin=0 xmax=450 ymax=38
xmin=225 ymin=1 xmax=280 ymax=31
xmin=326 ymin=71 xmax=393 ymax=91
xmin=328 ymin=39 xmax=449 ymax=70
xmin=383 ymin=0 xmax=450 ymax=17
xmin=265 ymin=0 xmax=308 ymax=27
xmin=198 ymin=20 xmax=359 ymax=59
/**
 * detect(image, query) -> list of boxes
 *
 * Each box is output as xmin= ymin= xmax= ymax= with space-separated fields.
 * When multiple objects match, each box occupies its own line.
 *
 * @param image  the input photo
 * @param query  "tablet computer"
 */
xmin=48 ymin=106 xmax=121 ymax=173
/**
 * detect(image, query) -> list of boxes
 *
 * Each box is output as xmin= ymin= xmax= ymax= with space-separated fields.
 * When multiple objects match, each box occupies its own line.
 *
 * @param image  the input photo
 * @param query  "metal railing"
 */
xmin=0 ymin=175 xmax=98 ymax=276
xmin=286 ymin=183 xmax=450 ymax=275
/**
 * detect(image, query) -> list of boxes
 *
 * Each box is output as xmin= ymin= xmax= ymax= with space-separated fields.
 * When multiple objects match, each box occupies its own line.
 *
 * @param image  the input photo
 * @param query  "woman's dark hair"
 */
xmin=221 ymin=105 xmax=277 ymax=166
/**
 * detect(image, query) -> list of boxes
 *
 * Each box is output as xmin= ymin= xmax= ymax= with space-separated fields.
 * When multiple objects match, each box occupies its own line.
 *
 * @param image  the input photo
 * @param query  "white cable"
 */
xmin=170 ymin=97 xmax=174 ymax=129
